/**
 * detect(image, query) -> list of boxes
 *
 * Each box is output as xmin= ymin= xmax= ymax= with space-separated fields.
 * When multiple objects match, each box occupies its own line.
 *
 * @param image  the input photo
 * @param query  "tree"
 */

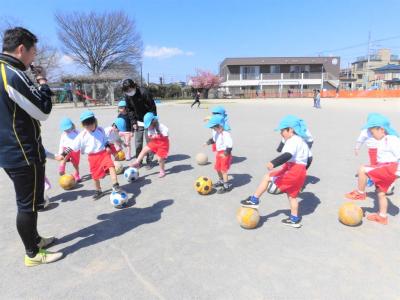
xmin=190 ymin=69 xmax=222 ymax=98
xmin=0 ymin=17 xmax=60 ymax=82
xmin=55 ymin=11 xmax=143 ymax=75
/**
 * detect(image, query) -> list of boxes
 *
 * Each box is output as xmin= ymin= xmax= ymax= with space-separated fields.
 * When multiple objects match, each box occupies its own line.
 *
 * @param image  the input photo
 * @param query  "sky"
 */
xmin=1 ymin=0 xmax=400 ymax=83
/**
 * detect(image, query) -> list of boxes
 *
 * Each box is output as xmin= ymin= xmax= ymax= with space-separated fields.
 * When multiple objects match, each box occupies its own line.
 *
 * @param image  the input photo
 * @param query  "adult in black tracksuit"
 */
xmin=122 ymin=79 xmax=157 ymax=167
xmin=0 ymin=27 xmax=62 ymax=266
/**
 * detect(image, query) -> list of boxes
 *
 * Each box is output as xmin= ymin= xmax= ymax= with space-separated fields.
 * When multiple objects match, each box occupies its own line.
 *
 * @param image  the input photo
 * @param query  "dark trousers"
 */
xmin=135 ymin=126 xmax=154 ymax=163
xmin=4 ymin=163 xmax=45 ymax=257
xmin=191 ymin=99 xmax=200 ymax=108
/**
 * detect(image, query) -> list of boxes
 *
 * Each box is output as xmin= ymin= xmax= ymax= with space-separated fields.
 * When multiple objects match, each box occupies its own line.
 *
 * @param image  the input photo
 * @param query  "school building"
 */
xmin=219 ymin=56 xmax=340 ymax=98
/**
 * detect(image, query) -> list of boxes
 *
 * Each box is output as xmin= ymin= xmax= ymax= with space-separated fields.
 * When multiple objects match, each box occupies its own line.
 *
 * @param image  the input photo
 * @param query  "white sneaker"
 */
xmin=25 ymin=249 xmax=63 ymax=267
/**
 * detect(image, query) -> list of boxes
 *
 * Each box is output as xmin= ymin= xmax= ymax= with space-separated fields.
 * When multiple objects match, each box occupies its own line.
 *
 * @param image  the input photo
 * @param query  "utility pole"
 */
xmin=364 ymin=31 xmax=371 ymax=90
xmin=147 ymin=73 xmax=149 ymax=86
xmin=140 ymin=63 xmax=143 ymax=87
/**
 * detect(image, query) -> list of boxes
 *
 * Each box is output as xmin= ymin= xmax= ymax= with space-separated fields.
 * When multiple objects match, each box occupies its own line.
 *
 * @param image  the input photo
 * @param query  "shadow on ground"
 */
xmin=167 ymin=154 xmax=191 ymax=163
xmin=56 ymin=199 xmax=174 ymax=256
xmin=361 ymin=192 xmax=399 ymax=216
xmin=258 ymin=191 xmax=321 ymax=228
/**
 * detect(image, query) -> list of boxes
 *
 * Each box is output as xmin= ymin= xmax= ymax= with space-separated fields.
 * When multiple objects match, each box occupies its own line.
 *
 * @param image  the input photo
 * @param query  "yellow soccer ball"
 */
xmin=59 ymin=174 xmax=76 ymax=190
xmin=194 ymin=176 xmax=213 ymax=195
xmin=236 ymin=207 xmax=260 ymax=229
xmin=115 ymin=151 xmax=126 ymax=161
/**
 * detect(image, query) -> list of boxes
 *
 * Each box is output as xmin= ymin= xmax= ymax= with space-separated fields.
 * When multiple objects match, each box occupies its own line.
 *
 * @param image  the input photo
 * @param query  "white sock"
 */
xmin=357 ymin=190 xmax=365 ymax=194
xmin=379 ymin=213 xmax=387 ymax=218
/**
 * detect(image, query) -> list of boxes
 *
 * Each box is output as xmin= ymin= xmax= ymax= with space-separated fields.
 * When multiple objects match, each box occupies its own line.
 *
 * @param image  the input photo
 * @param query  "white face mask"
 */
xmin=126 ymin=89 xmax=136 ymax=96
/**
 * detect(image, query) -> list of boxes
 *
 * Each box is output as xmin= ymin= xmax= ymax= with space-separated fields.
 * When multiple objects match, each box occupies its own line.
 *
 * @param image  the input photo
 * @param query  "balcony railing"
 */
xmin=225 ymin=72 xmax=328 ymax=81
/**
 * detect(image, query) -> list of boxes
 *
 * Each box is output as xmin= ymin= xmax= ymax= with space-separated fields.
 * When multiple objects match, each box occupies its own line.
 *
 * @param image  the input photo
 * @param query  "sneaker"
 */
xmin=217 ymin=184 xmax=232 ymax=194
xmin=240 ymin=196 xmax=259 ymax=208
xmin=345 ymin=190 xmax=366 ymax=200
xmin=212 ymin=180 xmax=224 ymax=188
xmin=92 ymin=190 xmax=103 ymax=200
xmin=367 ymin=213 xmax=388 ymax=225
xmin=73 ymin=173 xmax=81 ymax=183
xmin=386 ymin=184 xmax=395 ymax=196
xmin=281 ymin=217 xmax=302 ymax=228
xmin=37 ymin=236 xmax=55 ymax=249
xmin=24 ymin=249 xmax=63 ymax=267
xmin=158 ymin=170 xmax=166 ymax=178
xmin=112 ymin=184 xmax=125 ymax=194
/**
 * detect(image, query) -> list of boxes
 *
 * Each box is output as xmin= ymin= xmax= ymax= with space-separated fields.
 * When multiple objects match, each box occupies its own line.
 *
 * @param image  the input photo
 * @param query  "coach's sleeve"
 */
xmin=5 ymin=67 xmax=52 ymax=121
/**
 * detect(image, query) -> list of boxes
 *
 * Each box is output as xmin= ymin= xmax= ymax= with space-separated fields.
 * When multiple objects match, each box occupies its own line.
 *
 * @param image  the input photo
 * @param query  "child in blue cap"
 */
xmin=345 ymin=114 xmax=400 ymax=225
xmin=61 ymin=110 xmax=126 ymax=199
xmin=205 ymin=114 xmax=233 ymax=193
xmin=104 ymin=118 xmax=128 ymax=158
xmin=130 ymin=112 xmax=169 ymax=178
xmin=117 ymin=100 xmax=132 ymax=160
xmin=58 ymin=117 xmax=81 ymax=181
xmin=241 ymin=115 xmax=311 ymax=228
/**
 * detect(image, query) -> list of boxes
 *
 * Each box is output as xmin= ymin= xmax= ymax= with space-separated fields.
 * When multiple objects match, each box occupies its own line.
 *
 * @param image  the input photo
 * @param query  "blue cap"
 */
xmin=206 ymin=114 xmax=225 ymax=128
xmin=212 ymin=106 xmax=226 ymax=116
xmin=114 ymin=118 xmax=127 ymax=132
xmin=118 ymin=100 xmax=127 ymax=107
xmin=363 ymin=113 xmax=398 ymax=136
xmin=275 ymin=115 xmax=307 ymax=138
xmin=80 ymin=110 xmax=95 ymax=122
xmin=60 ymin=117 xmax=73 ymax=131
xmin=143 ymin=112 xmax=158 ymax=129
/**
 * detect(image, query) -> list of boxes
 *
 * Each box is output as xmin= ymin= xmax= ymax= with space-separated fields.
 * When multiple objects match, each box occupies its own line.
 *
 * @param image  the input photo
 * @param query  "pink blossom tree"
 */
xmin=190 ymin=69 xmax=222 ymax=99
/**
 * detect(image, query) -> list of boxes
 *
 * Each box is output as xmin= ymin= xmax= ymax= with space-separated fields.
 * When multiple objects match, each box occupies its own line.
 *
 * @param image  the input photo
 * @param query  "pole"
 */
xmin=140 ymin=63 xmax=143 ymax=87
xmin=147 ymin=72 xmax=149 ymax=86
xmin=364 ymin=31 xmax=371 ymax=90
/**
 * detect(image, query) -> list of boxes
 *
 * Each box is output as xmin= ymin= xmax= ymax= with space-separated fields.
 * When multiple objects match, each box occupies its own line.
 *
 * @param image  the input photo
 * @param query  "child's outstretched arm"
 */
xmin=269 ymin=152 xmax=293 ymax=170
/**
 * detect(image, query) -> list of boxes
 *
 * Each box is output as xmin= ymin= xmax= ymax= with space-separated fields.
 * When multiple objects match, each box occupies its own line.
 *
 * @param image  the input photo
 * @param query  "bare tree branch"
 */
xmin=55 ymin=11 xmax=143 ymax=74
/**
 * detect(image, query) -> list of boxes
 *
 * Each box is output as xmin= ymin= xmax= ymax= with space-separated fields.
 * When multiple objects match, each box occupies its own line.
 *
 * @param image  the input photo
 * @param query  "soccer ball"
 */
xmin=114 ymin=161 xmax=124 ymax=175
xmin=236 ymin=207 xmax=260 ymax=229
xmin=124 ymin=167 xmax=139 ymax=182
xmin=115 ymin=151 xmax=126 ymax=161
xmin=338 ymin=202 xmax=363 ymax=226
xmin=110 ymin=191 xmax=128 ymax=208
xmin=59 ymin=174 xmax=76 ymax=190
xmin=195 ymin=153 xmax=208 ymax=165
xmin=194 ymin=176 xmax=213 ymax=195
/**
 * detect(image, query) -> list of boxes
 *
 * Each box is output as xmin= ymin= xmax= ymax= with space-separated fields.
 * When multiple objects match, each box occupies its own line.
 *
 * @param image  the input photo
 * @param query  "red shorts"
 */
xmin=270 ymin=162 xmax=307 ymax=198
xmin=211 ymin=144 xmax=216 ymax=152
xmin=147 ymin=136 xmax=169 ymax=159
xmin=368 ymin=148 xmax=377 ymax=166
xmin=365 ymin=162 xmax=398 ymax=193
xmin=88 ymin=150 xmax=115 ymax=180
xmin=109 ymin=144 xmax=117 ymax=155
xmin=214 ymin=151 xmax=232 ymax=172
xmin=63 ymin=147 xmax=80 ymax=166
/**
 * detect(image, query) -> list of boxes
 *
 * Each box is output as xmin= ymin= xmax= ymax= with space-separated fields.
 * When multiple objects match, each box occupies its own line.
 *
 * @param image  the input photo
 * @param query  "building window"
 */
xmin=240 ymin=66 xmax=260 ymax=80
xmin=290 ymin=65 xmax=310 ymax=73
xmin=270 ymin=65 xmax=280 ymax=73
xmin=357 ymin=74 xmax=363 ymax=79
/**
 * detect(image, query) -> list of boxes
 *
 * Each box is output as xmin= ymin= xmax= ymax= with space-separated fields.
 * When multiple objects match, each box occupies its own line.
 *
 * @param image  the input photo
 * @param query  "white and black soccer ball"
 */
xmin=110 ymin=191 xmax=128 ymax=208
xmin=124 ymin=167 xmax=139 ymax=182
xmin=267 ymin=181 xmax=282 ymax=195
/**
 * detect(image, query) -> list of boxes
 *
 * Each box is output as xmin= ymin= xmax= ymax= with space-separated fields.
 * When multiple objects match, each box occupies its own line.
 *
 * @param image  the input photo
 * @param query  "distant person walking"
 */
xmin=313 ymin=89 xmax=321 ymax=108
xmin=0 ymin=27 xmax=62 ymax=266
xmin=191 ymin=91 xmax=201 ymax=108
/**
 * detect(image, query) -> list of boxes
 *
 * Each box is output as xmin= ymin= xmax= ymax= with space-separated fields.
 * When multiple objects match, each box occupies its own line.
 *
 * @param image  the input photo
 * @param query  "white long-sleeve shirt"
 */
xmin=373 ymin=135 xmax=400 ymax=163
xmin=212 ymin=130 xmax=233 ymax=151
xmin=58 ymin=129 xmax=80 ymax=154
xmin=355 ymin=129 xmax=377 ymax=150
xmin=282 ymin=135 xmax=310 ymax=165
xmin=70 ymin=127 xmax=108 ymax=155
